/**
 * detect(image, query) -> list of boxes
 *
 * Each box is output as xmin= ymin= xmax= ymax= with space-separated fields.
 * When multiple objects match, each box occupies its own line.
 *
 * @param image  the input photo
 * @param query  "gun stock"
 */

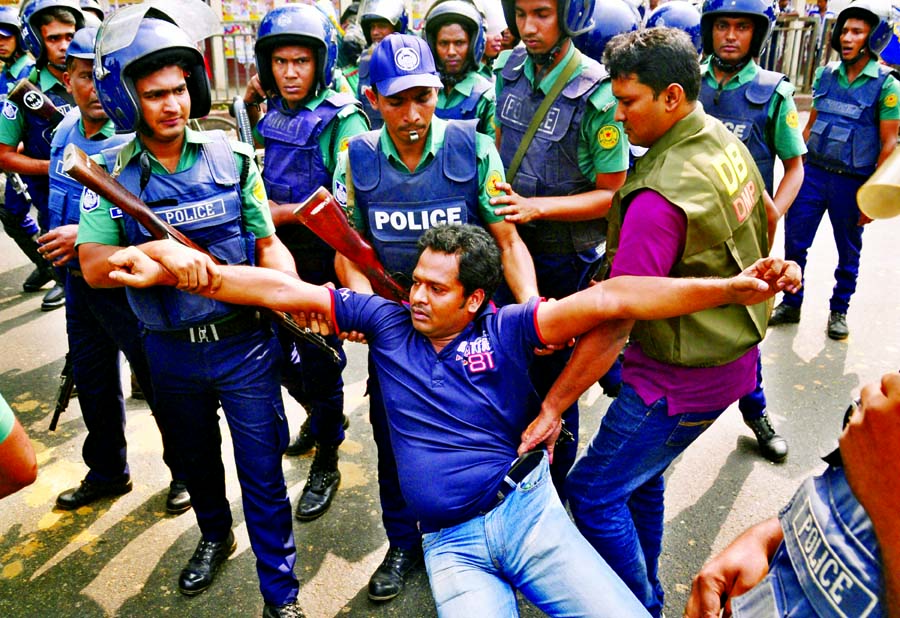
xmin=230 ymin=96 xmax=255 ymax=147
xmin=61 ymin=144 xmax=341 ymax=365
xmin=8 ymin=78 xmax=65 ymax=126
xmin=49 ymin=353 xmax=74 ymax=431
xmin=293 ymin=187 xmax=408 ymax=302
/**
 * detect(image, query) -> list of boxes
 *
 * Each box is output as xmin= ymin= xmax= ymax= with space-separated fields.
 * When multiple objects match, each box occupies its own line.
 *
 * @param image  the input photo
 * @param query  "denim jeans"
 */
xmin=565 ymin=384 xmax=725 ymax=617
xmin=421 ymin=456 xmax=649 ymax=618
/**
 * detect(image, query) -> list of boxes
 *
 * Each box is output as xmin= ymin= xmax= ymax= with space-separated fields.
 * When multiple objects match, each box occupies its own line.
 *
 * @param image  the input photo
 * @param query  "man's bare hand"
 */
xmin=293 ymin=311 xmax=334 ymax=336
xmin=730 ymin=257 xmax=802 ymax=305
xmin=108 ymin=246 xmax=174 ymax=288
xmin=37 ymin=224 xmax=78 ymax=267
xmin=490 ymin=181 xmax=543 ymax=224
xmin=146 ymin=240 xmax=221 ymax=293
xmin=518 ymin=405 xmax=563 ymax=463
xmin=244 ymin=74 xmax=266 ymax=106
xmin=684 ymin=517 xmax=782 ymax=618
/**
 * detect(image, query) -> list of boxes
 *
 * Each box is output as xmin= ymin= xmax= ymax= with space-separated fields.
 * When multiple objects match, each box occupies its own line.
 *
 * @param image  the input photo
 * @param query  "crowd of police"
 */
xmin=0 ymin=0 xmax=897 ymax=616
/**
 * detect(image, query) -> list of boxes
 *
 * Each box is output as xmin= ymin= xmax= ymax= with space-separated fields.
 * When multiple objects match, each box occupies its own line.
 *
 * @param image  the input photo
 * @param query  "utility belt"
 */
xmin=156 ymin=310 xmax=264 ymax=344
xmin=808 ymin=160 xmax=869 ymax=179
xmin=418 ymin=450 xmax=546 ymax=534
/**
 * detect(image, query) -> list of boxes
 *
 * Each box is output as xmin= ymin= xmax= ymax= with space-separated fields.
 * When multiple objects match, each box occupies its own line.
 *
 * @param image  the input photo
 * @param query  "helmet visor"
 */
xmin=96 ymin=0 xmax=218 ymax=59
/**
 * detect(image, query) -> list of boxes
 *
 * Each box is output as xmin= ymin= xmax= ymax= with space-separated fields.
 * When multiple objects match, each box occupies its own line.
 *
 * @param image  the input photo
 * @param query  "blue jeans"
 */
xmin=565 ymin=385 xmax=725 ymax=617
xmin=422 ymin=456 xmax=649 ymax=618
xmin=782 ymin=164 xmax=867 ymax=313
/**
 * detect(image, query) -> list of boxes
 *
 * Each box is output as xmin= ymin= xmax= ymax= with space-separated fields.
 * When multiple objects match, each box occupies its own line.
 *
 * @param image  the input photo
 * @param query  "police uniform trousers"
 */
xmin=64 ymin=270 xmax=183 ymax=483
xmin=780 ymin=163 xmax=868 ymax=314
xmin=142 ymin=324 xmax=299 ymax=605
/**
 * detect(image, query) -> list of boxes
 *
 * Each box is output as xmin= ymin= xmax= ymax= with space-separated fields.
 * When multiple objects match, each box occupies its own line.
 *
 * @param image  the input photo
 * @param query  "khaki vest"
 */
xmin=607 ymin=107 xmax=769 ymax=367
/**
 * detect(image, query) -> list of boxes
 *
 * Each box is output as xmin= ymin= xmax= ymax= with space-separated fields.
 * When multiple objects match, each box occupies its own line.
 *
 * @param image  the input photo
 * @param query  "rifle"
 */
xmin=61 ymin=144 xmax=341 ymax=365
xmin=6 ymin=170 xmax=34 ymax=206
xmin=7 ymin=77 xmax=66 ymax=126
xmin=293 ymin=187 xmax=408 ymax=302
xmin=229 ymin=96 xmax=256 ymax=150
xmin=49 ymin=352 xmax=74 ymax=431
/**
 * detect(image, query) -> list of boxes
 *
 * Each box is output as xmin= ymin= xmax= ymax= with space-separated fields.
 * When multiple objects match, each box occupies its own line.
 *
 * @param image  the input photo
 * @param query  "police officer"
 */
xmin=76 ymin=7 xmax=304 ymax=616
xmin=493 ymin=0 xmax=630 ymax=493
xmin=37 ymin=27 xmax=190 ymax=515
xmin=334 ymin=33 xmax=538 ymax=602
xmin=699 ymin=0 xmax=807 ymax=463
xmin=769 ymin=0 xmax=900 ymax=340
xmin=424 ymin=0 xmax=497 ymax=138
xmin=243 ymin=3 xmax=369 ymax=522
xmin=0 ymin=5 xmax=47 ymax=296
xmin=356 ymin=0 xmax=408 ymax=130
xmin=0 ymin=0 xmax=83 ymax=311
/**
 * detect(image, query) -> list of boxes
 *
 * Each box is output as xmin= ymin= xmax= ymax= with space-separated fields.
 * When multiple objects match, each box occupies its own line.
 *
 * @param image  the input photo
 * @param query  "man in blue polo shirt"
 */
xmin=106 ymin=223 xmax=799 ymax=618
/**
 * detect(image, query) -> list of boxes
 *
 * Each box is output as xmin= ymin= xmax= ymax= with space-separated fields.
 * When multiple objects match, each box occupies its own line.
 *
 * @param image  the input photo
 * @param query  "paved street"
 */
xmin=1 ymin=167 xmax=899 ymax=616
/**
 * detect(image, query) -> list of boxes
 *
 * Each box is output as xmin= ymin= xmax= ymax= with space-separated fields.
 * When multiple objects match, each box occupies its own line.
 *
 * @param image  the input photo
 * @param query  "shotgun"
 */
xmin=62 ymin=144 xmax=340 ymax=364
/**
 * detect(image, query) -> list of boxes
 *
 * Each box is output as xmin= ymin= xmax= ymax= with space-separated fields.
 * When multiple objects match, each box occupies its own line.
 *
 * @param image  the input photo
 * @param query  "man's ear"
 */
xmin=663 ymin=83 xmax=685 ymax=111
xmin=466 ymin=288 xmax=485 ymax=314
xmin=364 ymin=86 xmax=379 ymax=110
xmin=62 ymin=70 xmax=72 ymax=93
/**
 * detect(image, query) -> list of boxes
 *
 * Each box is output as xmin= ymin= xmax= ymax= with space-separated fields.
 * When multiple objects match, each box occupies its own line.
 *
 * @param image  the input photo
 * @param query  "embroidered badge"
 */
xmin=81 ymin=188 xmax=100 ymax=212
xmin=786 ymin=110 xmax=800 ymax=128
xmin=598 ymin=125 xmax=620 ymax=149
xmin=486 ymin=170 xmax=504 ymax=197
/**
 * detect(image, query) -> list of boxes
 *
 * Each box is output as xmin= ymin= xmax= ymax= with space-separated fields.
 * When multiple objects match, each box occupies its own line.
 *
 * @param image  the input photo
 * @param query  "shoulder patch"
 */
xmin=2 ymin=100 xmax=17 ymax=120
xmin=597 ymin=125 xmax=620 ymax=150
xmin=785 ymin=110 xmax=800 ymax=128
xmin=81 ymin=188 xmax=100 ymax=213
xmin=486 ymin=169 xmax=504 ymax=197
xmin=886 ymin=92 xmax=898 ymax=108
xmin=339 ymin=136 xmax=350 ymax=152
xmin=334 ymin=180 xmax=348 ymax=207
xmin=252 ymin=178 xmax=266 ymax=203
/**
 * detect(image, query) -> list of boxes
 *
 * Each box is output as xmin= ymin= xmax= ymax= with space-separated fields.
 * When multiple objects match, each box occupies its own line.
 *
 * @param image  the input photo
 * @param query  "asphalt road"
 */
xmin=1 ymin=160 xmax=899 ymax=617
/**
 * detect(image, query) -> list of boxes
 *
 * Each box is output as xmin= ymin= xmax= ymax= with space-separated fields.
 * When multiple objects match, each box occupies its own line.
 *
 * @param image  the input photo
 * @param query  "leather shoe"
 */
xmin=166 ymin=480 xmax=192 ymax=515
xmin=295 ymin=443 xmax=340 ymax=521
xmin=56 ymin=477 xmax=133 ymax=510
xmin=40 ymin=283 xmax=66 ymax=311
xmin=768 ymin=302 xmax=800 ymax=327
xmin=22 ymin=267 xmax=53 ymax=292
xmin=263 ymin=599 xmax=307 ymax=618
xmin=368 ymin=546 xmax=422 ymax=601
xmin=285 ymin=414 xmax=349 ymax=456
xmin=827 ymin=311 xmax=849 ymax=340
xmin=744 ymin=413 xmax=788 ymax=463
xmin=178 ymin=530 xmax=236 ymax=596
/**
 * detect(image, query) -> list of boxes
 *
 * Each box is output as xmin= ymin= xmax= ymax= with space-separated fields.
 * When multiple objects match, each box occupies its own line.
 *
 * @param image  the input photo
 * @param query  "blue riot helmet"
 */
xmin=648 ymin=1 xmax=703 ymax=54
xmin=93 ymin=15 xmax=209 ymax=132
xmin=701 ymin=0 xmax=777 ymax=57
xmin=255 ymin=4 xmax=338 ymax=95
xmin=830 ymin=0 xmax=895 ymax=56
xmin=65 ymin=25 xmax=96 ymax=62
xmin=424 ymin=0 xmax=487 ymax=71
xmin=501 ymin=0 xmax=595 ymax=39
xmin=358 ymin=0 xmax=409 ymax=45
xmin=80 ymin=0 xmax=104 ymax=26
xmin=19 ymin=0 xmax=84 ymax=66
xmin=0 ymin=6 xmax=22 ymax=46
xmin=573 ymin=0 xmax=640 ymax=62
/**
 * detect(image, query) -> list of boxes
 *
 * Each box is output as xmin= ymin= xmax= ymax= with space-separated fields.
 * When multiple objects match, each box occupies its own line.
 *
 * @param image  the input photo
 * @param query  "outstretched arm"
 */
xmin=684 ymin=517 xmax=783 ymax=618
xmin=107 ymin=244 xmax=333 ymax=316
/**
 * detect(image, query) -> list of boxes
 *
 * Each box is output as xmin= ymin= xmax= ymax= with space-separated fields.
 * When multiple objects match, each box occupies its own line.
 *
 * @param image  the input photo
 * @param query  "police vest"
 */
xmin=5 ymin=68 xmax=72 ymax=218
xmin=732 ymin=466 xmax=884 ymax=618
xmin=497 ymin=47 xmax=606 ymax=254
xmin=699 ymin=68 xmax=784 ymax=195
xmin=435 ymin=74 xmax=492 ymax=122
xmin=0 ymin=57 xmax=33 ymax=100
xmin=48 ymin=109 xmax=132 ymax=232
xmin=110 ymin=132 xmax=252 ymax=331
xmin=349 ymin=120 xmax=481 ymax=282
xmin=607 ymin=108 xmax=769 ymax=367
xmin=357 ymin=49 xmax=383 ymax=130
xmin=259 ymin=92 xmax=361 ymax=281
xmin=807 ymin=62 xmax=894 ymax=177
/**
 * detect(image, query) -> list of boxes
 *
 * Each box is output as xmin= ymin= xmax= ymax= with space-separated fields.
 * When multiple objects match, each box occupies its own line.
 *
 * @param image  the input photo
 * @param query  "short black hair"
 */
xmin=416 ymin=224 xmax=502 ymax=308
xmin=37 ymin=7 xmax=77 ymax=28
xmin=126 ymin=51 xmax=193 ymax=84
xmin=604 ymin=27 xmax=700 ymax=101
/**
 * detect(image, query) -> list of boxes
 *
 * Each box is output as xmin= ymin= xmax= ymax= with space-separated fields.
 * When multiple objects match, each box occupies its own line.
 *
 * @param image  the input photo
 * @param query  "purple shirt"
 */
xmin=611 ymin=189 xmax=758 ymax=415
xmin=330 ymin=288 xmax=545 ymax=531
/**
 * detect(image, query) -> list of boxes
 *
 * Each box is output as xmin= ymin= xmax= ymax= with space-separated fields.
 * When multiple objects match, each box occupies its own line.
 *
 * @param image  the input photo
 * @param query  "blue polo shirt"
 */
xmin=330 ymin=288 xmax=544 ymax=531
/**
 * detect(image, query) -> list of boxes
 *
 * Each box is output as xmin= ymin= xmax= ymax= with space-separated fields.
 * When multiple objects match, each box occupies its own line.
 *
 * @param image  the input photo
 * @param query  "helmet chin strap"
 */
xmin=711 ymin=53 xmax=750 ymax=74
xmin=527 ymin=36 xmax=567 ymax=83
xmin=843 ymin=47 xmax=869 ymax=66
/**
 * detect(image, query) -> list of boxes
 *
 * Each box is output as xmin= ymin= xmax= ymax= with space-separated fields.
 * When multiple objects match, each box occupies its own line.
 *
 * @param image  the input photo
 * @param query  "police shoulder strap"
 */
xmin=506 ymin=48 xmax=582 ymax=184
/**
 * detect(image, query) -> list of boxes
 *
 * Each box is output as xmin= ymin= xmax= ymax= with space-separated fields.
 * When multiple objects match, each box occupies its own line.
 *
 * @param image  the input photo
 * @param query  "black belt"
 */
xmin=161 ymin=310 xmax=263 ymax=343
xmin=480 ymin=449 xmax=545 ymax=514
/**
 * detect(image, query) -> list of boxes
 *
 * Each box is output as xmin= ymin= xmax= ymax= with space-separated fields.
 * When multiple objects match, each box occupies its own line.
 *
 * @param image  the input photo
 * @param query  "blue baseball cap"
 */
xmin=369 ymin=33 xmax=442 ymax=96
